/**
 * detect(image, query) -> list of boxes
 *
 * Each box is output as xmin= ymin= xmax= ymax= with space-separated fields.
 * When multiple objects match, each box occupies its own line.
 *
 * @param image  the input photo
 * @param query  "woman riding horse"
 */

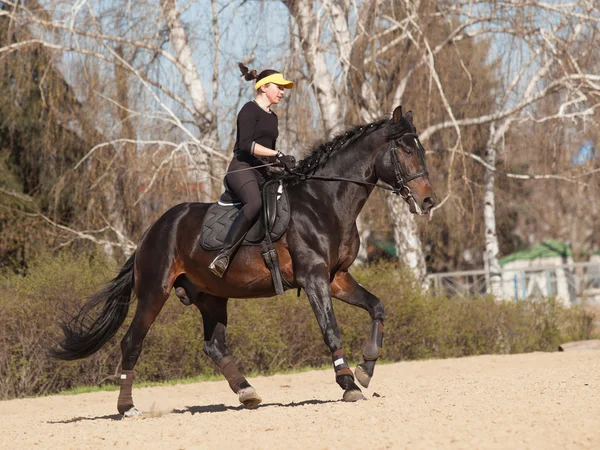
xmin=209 ymin=63 xmax=296 ymax=277
xmin=51 ymin=105 xmax=437 ymax=416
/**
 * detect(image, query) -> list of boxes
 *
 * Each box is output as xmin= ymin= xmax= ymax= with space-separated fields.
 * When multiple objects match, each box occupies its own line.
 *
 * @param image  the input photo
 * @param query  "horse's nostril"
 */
xmin=422 ymin=197 xmax=435 ymax=211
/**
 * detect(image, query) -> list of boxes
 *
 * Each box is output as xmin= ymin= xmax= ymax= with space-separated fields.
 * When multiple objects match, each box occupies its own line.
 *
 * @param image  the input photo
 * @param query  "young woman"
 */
xmin=209 ymin=63 xmax=295 ymax=277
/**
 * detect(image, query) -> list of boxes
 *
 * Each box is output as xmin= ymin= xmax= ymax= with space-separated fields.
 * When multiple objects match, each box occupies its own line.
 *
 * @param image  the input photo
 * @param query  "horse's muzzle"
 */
xmin=421 ymin=196 xmax=436 ymax=214
xmin=407 ymin=190 xmax=436 ymax=215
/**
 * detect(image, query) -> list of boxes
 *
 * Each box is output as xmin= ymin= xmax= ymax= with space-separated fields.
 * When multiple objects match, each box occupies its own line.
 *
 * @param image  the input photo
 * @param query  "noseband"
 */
xmin=389 ymin=132 xmax=429 ymax=199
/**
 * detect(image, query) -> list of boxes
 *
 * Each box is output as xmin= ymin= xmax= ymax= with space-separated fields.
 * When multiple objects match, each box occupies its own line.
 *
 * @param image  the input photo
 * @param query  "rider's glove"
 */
xmin=275 ymin=151 xmax=296 ymax=170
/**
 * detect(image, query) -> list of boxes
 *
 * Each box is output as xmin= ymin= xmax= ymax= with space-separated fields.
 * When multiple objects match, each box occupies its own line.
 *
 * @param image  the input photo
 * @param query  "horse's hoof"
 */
xmin=238 ymin=387 xmax=262 ymax=409
xmin=343 ymin=389 xmax=366 ymax=402
xmin=122 ymin=406 xmax=143 ymax=418
xmin=355 ymin=364 xmax=371 ymax=388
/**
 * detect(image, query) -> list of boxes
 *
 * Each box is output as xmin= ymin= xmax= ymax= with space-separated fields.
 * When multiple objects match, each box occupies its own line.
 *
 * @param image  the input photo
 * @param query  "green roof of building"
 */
xmin=373 ymin=240 xmax=397 ymax=257
xmin=500 ymin=240 xmax=572 ymax=266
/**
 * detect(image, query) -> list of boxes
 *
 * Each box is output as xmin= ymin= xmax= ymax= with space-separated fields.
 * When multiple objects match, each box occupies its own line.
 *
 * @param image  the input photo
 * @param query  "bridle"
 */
xmin=284 ymin=131 xmax=429 ymax=200
xmin=389 ymin=132 xmax=429 ymax=199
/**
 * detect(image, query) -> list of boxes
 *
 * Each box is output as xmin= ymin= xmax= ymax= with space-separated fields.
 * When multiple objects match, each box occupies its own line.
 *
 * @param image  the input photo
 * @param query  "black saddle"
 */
xmin=200 ymin=180 xmax=290 ymax=251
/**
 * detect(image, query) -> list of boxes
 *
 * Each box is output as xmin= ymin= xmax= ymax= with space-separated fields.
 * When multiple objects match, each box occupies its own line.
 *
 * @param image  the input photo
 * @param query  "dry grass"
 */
xmin=0 ymin=253 xmax=595 ymax=400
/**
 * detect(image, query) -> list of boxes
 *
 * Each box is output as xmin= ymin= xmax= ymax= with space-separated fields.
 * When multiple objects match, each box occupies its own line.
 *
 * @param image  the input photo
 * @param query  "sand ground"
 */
xmin=1 ymin=350 xmax=598 ymax=449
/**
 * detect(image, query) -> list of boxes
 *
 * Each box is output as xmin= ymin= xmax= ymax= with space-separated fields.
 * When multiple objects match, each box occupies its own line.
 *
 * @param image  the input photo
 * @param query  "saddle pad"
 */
xmin=200 ymin=184 xmax=290 ymax=251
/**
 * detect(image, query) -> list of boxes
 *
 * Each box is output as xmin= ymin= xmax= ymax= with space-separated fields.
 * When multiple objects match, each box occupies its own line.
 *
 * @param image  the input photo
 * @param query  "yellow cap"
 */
xmin=255 ymin=73 xmax=294 ymax=90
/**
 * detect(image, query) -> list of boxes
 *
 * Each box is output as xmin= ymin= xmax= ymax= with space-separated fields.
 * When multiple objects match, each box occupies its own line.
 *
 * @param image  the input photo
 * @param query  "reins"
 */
xmin=289 ymin=173 xmax=406 ymax=195
xmin=281 ymin=131 xmax=429 ymax=200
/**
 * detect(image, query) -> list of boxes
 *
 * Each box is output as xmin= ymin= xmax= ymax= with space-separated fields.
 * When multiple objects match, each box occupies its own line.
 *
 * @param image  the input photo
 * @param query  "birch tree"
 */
xmin=285 ymin=0 xmax=599 ymax=287
xmin=413 ymin=1 xmax=600 ymax=294
xmin=160 ymin=0 xmax=221 ymax=200
xmin=2 ymin=0 xmax=598 ymax=282
xmin=1 ymin=0 xmax=229 ymax=255
xmin=284 ymin=0 xmax=429 ymax=271
xmin=285 ymin=0 xmax=493 ymax=280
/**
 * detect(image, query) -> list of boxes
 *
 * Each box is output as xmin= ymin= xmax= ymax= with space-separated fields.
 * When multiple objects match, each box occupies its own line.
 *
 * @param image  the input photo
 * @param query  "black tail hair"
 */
xmin=50 ymin=253 xmax=136 ymax=361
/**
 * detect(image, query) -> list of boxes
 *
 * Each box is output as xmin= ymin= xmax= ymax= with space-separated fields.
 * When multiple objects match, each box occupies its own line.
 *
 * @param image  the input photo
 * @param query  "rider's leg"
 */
xmin=209 ymin=211 xmax=252 ymax=277
xmin=209 ymin=174 xmax=262 ymax=277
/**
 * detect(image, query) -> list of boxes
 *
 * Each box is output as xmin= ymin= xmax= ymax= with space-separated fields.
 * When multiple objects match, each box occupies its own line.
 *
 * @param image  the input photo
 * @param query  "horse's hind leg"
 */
xmin=331 ymin=270 xmax=385 ymax=389
xmin=117 ymin=289 xmax=169 ymax=416
xmin=193 ymin=295 xmax=262 ymax=409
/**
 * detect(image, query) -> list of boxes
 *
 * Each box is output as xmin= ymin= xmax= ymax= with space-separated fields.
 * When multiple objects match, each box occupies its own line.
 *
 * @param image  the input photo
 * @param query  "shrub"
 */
xmin=0 ymin=255 xmax=595 ymax=399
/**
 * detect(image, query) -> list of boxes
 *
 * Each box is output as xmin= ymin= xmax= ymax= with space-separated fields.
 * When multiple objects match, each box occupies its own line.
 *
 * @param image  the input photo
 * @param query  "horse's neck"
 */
xmin=317 ymin=133 xmax=379 ymax=179
xmin=305 ymin=137 xmax=379 ymax=224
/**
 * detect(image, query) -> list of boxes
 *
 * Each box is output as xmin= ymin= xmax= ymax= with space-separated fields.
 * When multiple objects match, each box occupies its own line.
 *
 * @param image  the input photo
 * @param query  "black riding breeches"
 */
xmin=226 ymin=158 xmax=263 ymax=222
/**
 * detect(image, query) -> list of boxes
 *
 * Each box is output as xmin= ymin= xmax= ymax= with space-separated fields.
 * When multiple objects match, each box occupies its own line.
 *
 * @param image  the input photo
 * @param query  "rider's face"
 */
xmin=263 ymin=83 xmax=285 ymax=105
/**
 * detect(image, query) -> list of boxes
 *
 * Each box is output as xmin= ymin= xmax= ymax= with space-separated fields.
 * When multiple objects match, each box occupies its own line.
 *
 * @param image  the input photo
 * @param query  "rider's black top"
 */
xmin=233 ymin=101 xmax=278 ymax=163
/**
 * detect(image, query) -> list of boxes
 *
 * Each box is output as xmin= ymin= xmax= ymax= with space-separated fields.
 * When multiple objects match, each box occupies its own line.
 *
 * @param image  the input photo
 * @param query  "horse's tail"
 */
xmin=51 ymin=252 xmax=136 ymax=361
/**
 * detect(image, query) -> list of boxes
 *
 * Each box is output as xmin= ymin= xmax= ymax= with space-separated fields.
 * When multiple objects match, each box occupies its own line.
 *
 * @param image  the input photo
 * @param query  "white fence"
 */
xmin=426 ymin=262 xmax=600 ymax=305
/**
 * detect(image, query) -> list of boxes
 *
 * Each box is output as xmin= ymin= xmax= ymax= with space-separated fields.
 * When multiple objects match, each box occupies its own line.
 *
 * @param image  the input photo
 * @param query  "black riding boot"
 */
xmin=209 ymin=211 xmax=252 ymax=277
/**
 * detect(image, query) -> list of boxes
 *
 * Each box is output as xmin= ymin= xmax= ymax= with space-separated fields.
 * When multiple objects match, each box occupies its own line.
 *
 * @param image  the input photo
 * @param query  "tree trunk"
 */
xmin=287 ymin=0 xmax=426 ymax=276
xmin=386 ymin=194 xmax=427 ymax=281
xmin=355 ymin=214 xmax=370 ymax=264
xmin=108 ymin=45 xmax=136 ymax=258
xmin=483 ymin=126 xmax=502 ymax=296
xmin=286 ymin=0 xmax=343 ymax=137
xmin=160 ymin=0 xmax=216 ymax=201
xmin=347 ymin=0 xmax=427 ymax=278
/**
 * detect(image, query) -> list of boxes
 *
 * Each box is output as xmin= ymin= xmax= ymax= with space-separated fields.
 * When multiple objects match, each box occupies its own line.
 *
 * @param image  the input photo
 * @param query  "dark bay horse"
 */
xmin=51 ymin=106 xmax=437 ymax=416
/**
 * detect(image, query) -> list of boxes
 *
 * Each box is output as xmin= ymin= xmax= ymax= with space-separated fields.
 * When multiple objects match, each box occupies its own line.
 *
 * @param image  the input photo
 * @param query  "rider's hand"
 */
xmin=276 ymin=151 xmax=296 ymax=170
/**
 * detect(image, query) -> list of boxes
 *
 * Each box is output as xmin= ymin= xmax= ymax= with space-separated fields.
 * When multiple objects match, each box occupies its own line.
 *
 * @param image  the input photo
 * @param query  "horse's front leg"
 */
xmin=331 ymin=270 xmax=384 ymax=389
xmin=299 ymin=263 xmax=366 ymax=402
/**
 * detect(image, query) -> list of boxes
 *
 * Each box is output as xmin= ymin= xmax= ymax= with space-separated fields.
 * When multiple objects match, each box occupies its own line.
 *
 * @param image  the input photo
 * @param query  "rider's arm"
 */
xmin=236 ymin=105 xmax=258 ymax=154
xmin=253 ymin=144 xmax=278 ymax=157
xmin=236 ymin=103 xmax=280 ymax=157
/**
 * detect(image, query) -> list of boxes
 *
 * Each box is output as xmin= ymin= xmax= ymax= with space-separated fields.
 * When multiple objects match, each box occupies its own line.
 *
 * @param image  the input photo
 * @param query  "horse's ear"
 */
xmin=392 ymin=105 xmax=403 ymax=124
xmin=404 ymin=110 xmax=413 ymax=123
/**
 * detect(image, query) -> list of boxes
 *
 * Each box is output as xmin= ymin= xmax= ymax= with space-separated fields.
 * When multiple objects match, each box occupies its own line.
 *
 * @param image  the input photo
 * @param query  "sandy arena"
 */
xmin=1 ymin=350 xmax=598 ymax=449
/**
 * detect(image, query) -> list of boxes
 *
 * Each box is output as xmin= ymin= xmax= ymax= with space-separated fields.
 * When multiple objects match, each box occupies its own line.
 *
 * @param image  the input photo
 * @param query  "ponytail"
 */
xmin=238 ymin=62 xmax=281 ymax=88
xmin=238 ymin=62 xmax=258 ymax=81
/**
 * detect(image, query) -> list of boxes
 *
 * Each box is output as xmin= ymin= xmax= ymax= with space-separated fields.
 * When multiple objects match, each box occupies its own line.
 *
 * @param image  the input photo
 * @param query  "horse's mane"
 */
xmin=292 ymin=119 xmax=386 ymax=176
xmin=292 ymin=116 xmax=416 ymax=176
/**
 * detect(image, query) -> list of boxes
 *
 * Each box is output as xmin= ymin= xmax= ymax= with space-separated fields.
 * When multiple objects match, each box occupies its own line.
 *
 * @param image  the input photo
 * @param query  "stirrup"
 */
xmin=209 ymin=254 xmax=230 ymax=278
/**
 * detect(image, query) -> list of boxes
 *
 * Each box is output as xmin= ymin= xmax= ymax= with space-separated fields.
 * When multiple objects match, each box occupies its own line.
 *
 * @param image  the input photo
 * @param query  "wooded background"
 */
xmin=1 ymin=0 xmax=599 ymax=288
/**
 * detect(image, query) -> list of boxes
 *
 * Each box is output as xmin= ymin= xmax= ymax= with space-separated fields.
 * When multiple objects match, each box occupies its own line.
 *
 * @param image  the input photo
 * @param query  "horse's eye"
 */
xmin=403 ymin=146 xmax=413 ymax=156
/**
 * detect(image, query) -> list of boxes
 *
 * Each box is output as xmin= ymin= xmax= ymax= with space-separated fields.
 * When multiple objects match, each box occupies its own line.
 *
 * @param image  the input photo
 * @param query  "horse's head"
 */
xmin=375 ymin=106 xmax=437 ymax=215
